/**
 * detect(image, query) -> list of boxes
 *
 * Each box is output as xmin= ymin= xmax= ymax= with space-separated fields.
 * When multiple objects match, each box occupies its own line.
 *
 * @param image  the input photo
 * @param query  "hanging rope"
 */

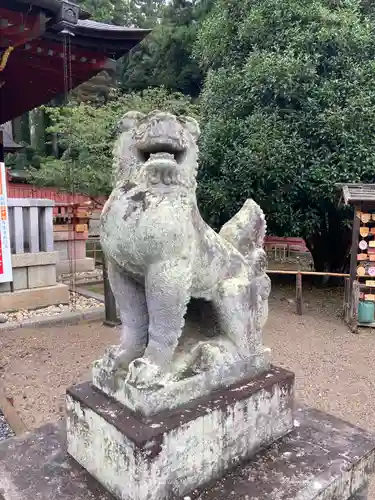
xmin=0 ymin=47 xmax=14 ymax=72
xmin=62 ymin=31 xmax=77 ymax=310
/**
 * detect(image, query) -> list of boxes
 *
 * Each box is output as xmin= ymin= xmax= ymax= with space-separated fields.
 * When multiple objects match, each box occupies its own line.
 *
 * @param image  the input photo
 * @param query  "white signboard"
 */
xmin=0 ymin=162 xmax=12 ymax=283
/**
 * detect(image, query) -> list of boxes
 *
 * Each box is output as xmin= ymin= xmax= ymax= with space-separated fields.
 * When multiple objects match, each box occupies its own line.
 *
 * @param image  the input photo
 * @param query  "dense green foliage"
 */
xmin=120 ymin=0 xmax=213 ymax=97
xmin=13 ymin=0 xmax=212 ymax=189
xmin=11 ymin=0 xmax=375 ymax=272
xmin=77 ymin=0 xmax=213 ymax=97
xmin=31 ymin=88 xmax=199 ymax=198
xmin=76 ymin=0 xmax=164 ymax=26
xmin=195 ymin=0 xmax=375 ymax=271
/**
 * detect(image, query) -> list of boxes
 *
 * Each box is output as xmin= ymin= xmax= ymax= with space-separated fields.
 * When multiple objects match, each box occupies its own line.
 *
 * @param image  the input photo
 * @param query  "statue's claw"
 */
xmin=126 ymin=358 xmax=169 ymax=389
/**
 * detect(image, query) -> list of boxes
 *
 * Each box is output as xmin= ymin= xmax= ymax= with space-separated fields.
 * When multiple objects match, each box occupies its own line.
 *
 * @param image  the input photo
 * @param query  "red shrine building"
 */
xmin=0 ymin=0 xmax=148 ymax=290
xmin=0 ymin=0 xmax=149 ymax=159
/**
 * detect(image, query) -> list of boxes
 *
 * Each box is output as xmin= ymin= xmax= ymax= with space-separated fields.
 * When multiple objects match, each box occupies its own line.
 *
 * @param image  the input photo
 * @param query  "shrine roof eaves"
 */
xmin=336 ymin=183 xmax=375 ymax=206
xmin=9 ymin=0 xmax=151 ymax=43
xmin=15 ymin=0 xmax=91 ymax=19
xmin=0 ymin=0 xmax=151 ymax=122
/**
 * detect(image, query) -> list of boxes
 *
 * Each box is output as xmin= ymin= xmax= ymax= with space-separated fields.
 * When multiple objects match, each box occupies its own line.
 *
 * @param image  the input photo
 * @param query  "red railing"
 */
xmin=6 ymin=181 xmax=105 ymax=207
xmin=264 ymin=236 xmax=309 ymax=252
xmin=7 ymin=180 xmax=309 ymax=251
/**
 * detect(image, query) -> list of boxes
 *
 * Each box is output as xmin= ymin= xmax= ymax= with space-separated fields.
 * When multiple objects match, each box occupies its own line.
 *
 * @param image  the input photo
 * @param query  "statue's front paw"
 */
xmin=126 ymin=358 xmax=165 ymax=389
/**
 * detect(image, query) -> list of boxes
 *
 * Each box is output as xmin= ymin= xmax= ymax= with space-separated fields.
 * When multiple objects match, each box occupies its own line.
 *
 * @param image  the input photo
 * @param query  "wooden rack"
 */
xmin=53 ymin=202 xmax=92 ymax=234
xmin=338 ymin=183 xmax=375 ymax=332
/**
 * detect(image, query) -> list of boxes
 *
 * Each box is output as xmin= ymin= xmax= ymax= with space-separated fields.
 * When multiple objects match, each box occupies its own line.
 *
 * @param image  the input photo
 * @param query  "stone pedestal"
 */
xmin=54 ymin=231 xmax=94 ymax=276
xmin=66 ymin=367 xmax=294 ymax=500
xmin=0 ymin=405 xmax=374 ymax=500
xmin=0 ymin=252 xmax=69 ymax=311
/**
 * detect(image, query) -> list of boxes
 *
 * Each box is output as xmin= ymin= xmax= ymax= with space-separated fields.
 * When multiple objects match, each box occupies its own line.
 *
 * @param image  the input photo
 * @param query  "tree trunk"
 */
xmin=12 ymin=117 xmax=22 ymax=143
xmin=20 ymin=113 xmax=30 ymax=144
xmin=51 ymin=133 xmax=59 ymax=158
xmin=306 ymin=214 xmax=352 ymax=277
xmin=29 ymin=108 xmax=45 ymax=154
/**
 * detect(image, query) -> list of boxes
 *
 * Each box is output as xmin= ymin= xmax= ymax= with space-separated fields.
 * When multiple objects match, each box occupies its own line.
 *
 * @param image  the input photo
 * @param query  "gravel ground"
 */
xmin=0 ymin=409 xmax=14 ymax=441
xmin=1 ymin=283 xmax=375 ymax=496
xmin=2 ymin=292 xmax=102 ymax=323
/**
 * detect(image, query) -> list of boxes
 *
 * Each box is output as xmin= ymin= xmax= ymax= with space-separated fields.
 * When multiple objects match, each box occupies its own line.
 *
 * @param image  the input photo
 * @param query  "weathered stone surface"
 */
xmin=195 ymin=407 xmax=375 ymax=500
xmin=7 ymin=198 xmax=54 ymax=207
xmin=54 ymin=235 xmax=91 ymax=272
xmin=27 ymin=264 xmax=57 ymax=288
xmin=98 ymin=110 xmax=271 ymax=395
xmin=57 ymin=258 xmax=95 ymax=275
xmin=0 ymin=284 xmax=69 ymax=312
xmin=54 ymin=239 xmax=86 ymax=261
xmin=53 ymin=231 xmax=89 ymax=242
xmin=93 ymin=344 xmax=271 ymax=415
xmin=11 ymin=251 xmax=59 ymax=268
xmin=0 ymin=282 xmax=11 ymax=292
xmin=12 ymin=267 xmax=28 ymax=290
xmin=67 ymin=367 xmax=294 ymax=500
xmin=0 ymin=406 xmax=374 ymax=500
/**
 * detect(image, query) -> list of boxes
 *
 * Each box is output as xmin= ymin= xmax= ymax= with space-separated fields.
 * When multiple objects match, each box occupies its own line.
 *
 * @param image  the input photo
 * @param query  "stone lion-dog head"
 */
xmin=113 ymin=110 xmax=200 ymax=192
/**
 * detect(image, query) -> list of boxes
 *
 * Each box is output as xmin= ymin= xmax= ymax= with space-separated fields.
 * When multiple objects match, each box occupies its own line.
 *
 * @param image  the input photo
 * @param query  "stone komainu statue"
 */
xmin=100 ymin=111 xmax=271 ymax=386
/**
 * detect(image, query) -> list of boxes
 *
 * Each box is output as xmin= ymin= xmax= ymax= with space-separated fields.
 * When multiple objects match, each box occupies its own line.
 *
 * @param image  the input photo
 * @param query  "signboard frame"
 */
xmin=0 ymin=161 xmax=13 ymax=283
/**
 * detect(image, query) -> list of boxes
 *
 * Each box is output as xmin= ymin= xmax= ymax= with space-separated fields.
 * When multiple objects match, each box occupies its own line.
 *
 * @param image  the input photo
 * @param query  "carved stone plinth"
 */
xmin=66 ymin=367 xmax=294 ymax=500
xmin=92 ymin=343 xmax=271 ymax=416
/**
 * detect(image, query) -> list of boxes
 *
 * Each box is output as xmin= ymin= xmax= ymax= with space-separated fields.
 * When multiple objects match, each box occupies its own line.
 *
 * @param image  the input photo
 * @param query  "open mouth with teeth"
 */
xmin=136 ymin=149 xmax=184 ymax=186
xmin=137 ymin=144 xmax=186 ymax=165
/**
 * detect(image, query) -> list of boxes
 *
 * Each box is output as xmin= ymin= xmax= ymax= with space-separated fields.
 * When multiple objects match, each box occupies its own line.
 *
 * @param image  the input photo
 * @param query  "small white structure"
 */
xmin=0 ymin=198 xmax=69 ymax=312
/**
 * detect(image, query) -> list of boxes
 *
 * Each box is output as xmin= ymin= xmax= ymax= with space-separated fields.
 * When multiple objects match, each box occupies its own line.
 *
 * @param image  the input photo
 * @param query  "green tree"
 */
xmin=30 ymin=88 xmax=199 ymax=199
xmin=120 ymin=0 xmax=214 ymax=97
xmin=76 ymin=0 xmax=115 ymax=22
xmin=76 ymin=0 xmax=165 ymax=26
xmin=195 ymin=0 xmax=375 ymax=272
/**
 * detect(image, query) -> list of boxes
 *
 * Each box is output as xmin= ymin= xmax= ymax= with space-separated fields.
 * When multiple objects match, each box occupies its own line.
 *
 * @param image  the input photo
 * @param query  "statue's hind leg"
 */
xmin=212 ymin=278 xmax=260 ymax=357
xmin=107 ymin=260 xmax=149 ymax=368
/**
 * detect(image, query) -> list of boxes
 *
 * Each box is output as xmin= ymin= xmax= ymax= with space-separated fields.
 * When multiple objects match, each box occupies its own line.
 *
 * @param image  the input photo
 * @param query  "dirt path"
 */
xmin=0 ymin=320 xmax=117 ymax=428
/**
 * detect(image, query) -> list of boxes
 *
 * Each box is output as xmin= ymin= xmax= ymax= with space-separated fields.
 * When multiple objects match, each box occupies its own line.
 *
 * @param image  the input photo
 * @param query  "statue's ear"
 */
xmin=116 ymin=111 xmax=146 ymax=134
xmin=180 ymin=116 xmax=201 ymax=142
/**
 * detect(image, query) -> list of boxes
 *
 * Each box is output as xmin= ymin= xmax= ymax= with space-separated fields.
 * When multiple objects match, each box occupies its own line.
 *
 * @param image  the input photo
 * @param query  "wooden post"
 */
xmin=103 ymin=257 xmax=121 ymax=327
xmin=351 ymin=280 xmax=360 ymax=334
xmin=296 ymin=272 xmax=303 ymax=315
xmin=0 ymin=385 xmax=27 ymax=436
xmin=93 ymin=240 xmax=97 ymax=266
xmin=347 ymin=206 xmax=361 ymax=331
xmin=350 ymin=207 xmax=361 ymax=286
xmin=343 ymin=278 xmax=351 ymax=324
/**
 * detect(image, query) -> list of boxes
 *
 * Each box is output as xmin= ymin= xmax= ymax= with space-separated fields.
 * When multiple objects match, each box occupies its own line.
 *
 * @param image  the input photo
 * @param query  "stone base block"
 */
xmin=0 ymin=283 xmax=69 ymax=312
xmin=0 ymin=252 xmax=60 ymax=292
xmin=54 ymin=237 xmax=88 ymax=262
xmin=1 ymin=405 xmax=375 ymax=500
xmin=66 ymin=366 xmax=294 ymax=500
xmin=11 ymin=267 xmax=28 ymax=290
xmin=57 ymin=258 xmax=95 ymax=275
xmin=28 ymin=264 xmax=57 ymax=288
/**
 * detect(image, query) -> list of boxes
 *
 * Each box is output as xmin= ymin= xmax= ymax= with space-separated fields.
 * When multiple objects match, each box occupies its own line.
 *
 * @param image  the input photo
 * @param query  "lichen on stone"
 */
xmin=99 ymin=110 xmax=271 ymax=391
